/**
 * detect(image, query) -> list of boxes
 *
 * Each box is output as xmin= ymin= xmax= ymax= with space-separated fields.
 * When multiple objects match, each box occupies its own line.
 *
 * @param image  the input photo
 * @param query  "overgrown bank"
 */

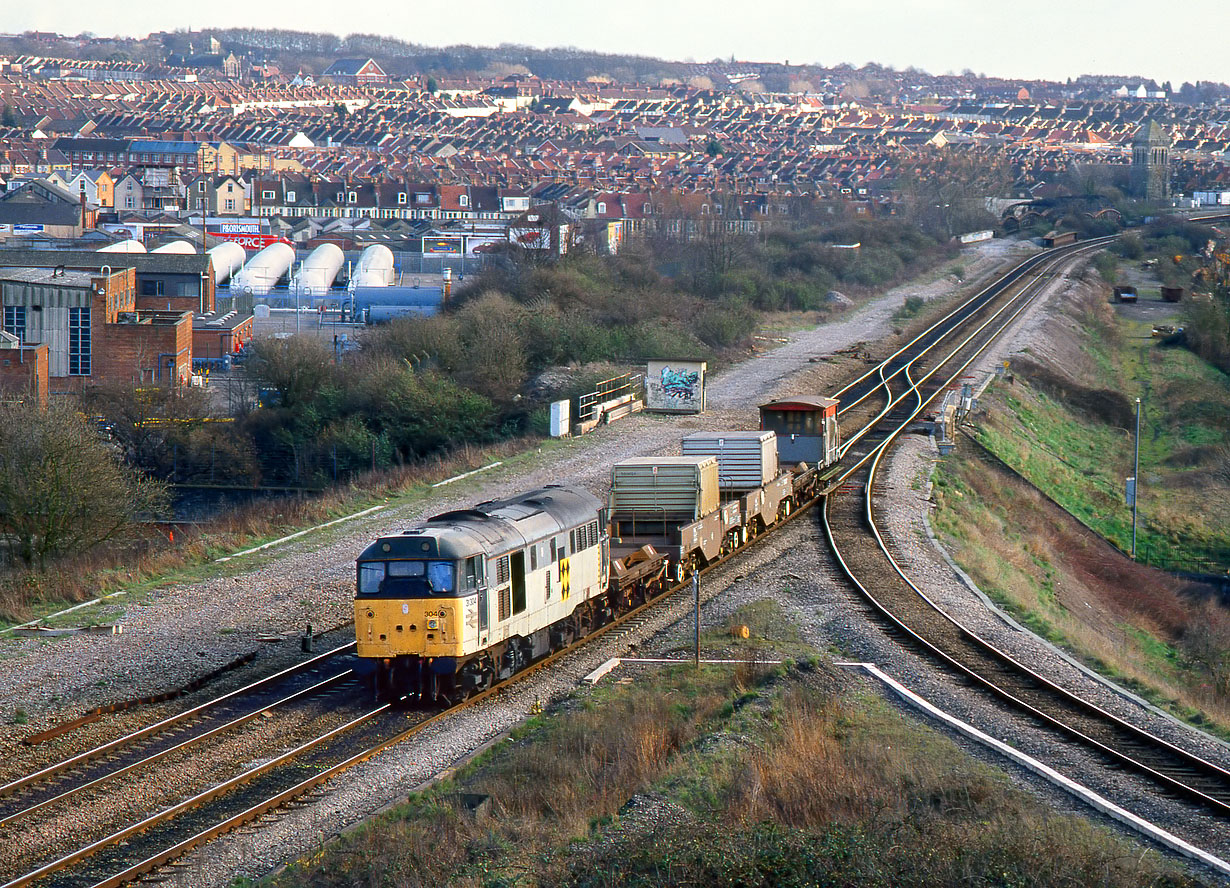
xmin=2 ymin=219 xmax=953 ymax=620
xmin=930 ymin=265 xmax=1230 ymax=732
xmin=267 ymin=602 xmax=1201 ymax=888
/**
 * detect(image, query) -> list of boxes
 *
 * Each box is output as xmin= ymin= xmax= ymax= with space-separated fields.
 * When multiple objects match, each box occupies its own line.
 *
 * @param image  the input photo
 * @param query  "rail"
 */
xmin=819 ymin=242 xmax=1230 ymax=820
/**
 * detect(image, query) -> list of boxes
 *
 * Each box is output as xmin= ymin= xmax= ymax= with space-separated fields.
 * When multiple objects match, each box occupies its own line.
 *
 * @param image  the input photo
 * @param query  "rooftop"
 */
xmin=0 ymin=265 xmax=98 ymax=286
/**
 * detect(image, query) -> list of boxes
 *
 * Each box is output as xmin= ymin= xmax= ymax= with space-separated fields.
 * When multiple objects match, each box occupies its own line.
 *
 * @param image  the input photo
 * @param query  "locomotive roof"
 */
xmin=358 ymin=485 xmax=602 ymax=562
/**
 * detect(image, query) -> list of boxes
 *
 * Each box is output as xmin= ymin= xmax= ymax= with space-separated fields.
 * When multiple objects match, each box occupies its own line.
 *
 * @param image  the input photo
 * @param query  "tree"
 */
xmin=0 ymin=402 xmax=167 ymax=569
xmin=247 ymin=335 xmax=336 ymax=410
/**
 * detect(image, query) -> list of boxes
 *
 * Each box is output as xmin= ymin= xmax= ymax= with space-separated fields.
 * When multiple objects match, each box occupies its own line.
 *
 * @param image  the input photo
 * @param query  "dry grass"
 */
xmin=934 ymin=453 xmax=1230 ymax=731
xmin=275 ymin=653 xmax=1200 ymax=888
xmin=0 ymin=439 xmax=537 ymax=624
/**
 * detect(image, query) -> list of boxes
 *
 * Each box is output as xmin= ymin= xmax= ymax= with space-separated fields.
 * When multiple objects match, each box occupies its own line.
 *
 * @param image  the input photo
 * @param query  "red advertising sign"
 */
xmin=212 ymin=232 xmax=288 ymax=250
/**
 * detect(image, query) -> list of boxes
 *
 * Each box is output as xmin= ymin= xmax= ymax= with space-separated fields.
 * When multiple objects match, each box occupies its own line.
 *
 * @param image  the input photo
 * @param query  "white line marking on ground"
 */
xmin=215 ymin=504 xmax=388 ymax=563
xmin=837 ymin=662 xmax=1230 ymax=877
xmin=431 ymin=461 xmax=503 ymax=488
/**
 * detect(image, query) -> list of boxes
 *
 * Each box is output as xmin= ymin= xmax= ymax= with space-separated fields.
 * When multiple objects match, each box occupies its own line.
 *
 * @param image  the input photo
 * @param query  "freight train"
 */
xmin=355 ymin=397 xmax=840 ymax=703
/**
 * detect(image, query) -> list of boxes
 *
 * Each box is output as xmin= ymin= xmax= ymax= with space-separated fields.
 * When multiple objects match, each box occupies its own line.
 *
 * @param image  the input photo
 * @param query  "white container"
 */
xmin=350 ymin=244 xmax=395 ymax=288
xmin=232 ymin=242 xmax=295 ymax=296
xmin=151 ymin=240 xmax=196 ymax=254
xmin=207 ymin=241 xmax=247 ymax=285
xmin=682 ymin=431 xmax=778 ymax=490
xmin=98 ymin=239 xmax=146 ymax=253
xmin=610 ymin=456 xmax=719 ymax=522
xmin=289 ymin=243 xmax=344 ymax=298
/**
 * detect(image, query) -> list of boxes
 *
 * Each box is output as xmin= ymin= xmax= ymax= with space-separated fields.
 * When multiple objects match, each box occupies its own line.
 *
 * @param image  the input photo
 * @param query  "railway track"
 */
xmin=7 ymin=234 xmax=1223 ymax=887
xmin=832 ymin=236 xmax=1115 ymax=439
xmin=0 ymin=464 xmax=832 ymax=888
xmin=0 ymin=643 xmax=358 ymax=828
xmin=820 ymin=242 xmax=1230 ymax=820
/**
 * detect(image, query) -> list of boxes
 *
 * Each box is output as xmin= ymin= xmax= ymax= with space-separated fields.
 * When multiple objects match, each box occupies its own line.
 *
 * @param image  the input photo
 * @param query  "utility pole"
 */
xmin=1132 ymin=397 xmax=1141 ymax=560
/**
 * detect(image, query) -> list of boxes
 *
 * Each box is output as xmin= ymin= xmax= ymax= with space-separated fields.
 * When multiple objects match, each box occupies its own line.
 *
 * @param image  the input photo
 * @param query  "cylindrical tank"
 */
xmin=231 ymin=242 xmax=295 ymax=296
xmin=98 ymin=239 xmax=146 ymax=253
xmin=289 ymin=243 xmax=345 ymax=298
xmin=151 ymin=240 xmax=196 ymax=254
xmin=207 ymin=242 xmax=247 ymax=285
xmin=349 ymin=244 xmax=395 ymax=289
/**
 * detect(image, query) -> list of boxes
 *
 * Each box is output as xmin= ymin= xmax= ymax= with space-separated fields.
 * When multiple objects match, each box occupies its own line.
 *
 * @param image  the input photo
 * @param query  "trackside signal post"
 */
xmin=693 ymin=573 xmax=700 ymax=668
xmin=1129 ymin=397 xmax=1141 ymax=559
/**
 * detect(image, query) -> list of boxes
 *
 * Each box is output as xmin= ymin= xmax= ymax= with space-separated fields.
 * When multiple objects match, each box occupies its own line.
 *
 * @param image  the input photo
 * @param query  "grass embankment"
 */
xmin=0 ymin=438 xmax=546 ymax=626
xmin=268 ymin=601 xmax=1199 ymax=888
xmin=931 ymin=270 xmax=1230 ymax=732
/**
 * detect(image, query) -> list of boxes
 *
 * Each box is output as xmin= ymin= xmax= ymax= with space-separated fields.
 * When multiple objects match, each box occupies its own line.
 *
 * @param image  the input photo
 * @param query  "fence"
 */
xmin=575 ymin=373 xmax=645 ymax=434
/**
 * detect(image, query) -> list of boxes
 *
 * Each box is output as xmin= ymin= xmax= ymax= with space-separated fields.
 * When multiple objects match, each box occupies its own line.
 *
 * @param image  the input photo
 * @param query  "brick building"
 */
xmin=192 ymin=309 xmax=254 ymax=364
xmin=0 ymin=332 xmax=48 ymax=407
xmin=0 ymin=249 xmax=216 ymax=315
xmin=0 ymin=264 xmax=192 ymax=391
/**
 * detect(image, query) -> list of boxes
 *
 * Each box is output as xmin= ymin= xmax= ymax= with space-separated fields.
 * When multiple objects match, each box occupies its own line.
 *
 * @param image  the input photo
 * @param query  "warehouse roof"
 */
xmin=0 ymin=249 xmax=213 ymax=277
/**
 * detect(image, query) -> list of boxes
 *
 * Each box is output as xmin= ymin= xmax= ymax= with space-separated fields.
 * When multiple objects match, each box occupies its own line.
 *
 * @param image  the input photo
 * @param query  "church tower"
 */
xmin=1132 ymin=120 xmax=1170 ymax=202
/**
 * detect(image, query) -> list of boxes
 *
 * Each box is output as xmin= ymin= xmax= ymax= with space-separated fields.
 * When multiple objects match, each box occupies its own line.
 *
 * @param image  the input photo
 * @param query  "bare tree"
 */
xmin=246 ymin=335 xmax=337 ymax=410
xmin=0 ymin=402 xmax=168 ymax=569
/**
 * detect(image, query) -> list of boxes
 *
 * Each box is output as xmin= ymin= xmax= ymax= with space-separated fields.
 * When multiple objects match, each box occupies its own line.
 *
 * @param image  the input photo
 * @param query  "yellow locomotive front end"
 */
xmin=355 ymin=531 xmax=488 ymax=703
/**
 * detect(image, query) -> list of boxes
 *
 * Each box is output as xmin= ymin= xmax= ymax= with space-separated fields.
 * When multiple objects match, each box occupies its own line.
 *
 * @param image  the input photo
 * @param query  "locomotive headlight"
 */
xmin=428 ymin=618 xmax=439 ymax=629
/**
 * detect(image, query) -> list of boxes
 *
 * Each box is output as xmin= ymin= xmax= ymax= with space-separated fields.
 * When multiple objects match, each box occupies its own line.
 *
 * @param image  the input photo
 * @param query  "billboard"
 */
xmin=645 ymin=360 xmax=706 ymax=414
xmin=423 ymin=237 xmax=463 ymax=255
xmin=205 ymin=218 xmax=279 ymax=250
xmin=211 ymin=231 xmax=286 ymax=250
xmin=211 ymin=220 xmax=262 ymax=235
xmin=510 ymin=226 xmax=551 ymax=251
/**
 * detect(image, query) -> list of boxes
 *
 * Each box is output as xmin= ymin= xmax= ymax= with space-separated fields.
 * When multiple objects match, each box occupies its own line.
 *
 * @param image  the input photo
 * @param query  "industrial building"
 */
xmin=0 ymin=248 xmax=217 ymax=315
xmin=192 ymin=309 xmax=254 ymax=365
xmin=0 ymin=332 xmax=48 ymax=407
xmin=0 ymin=264 xmax=192 ymax=391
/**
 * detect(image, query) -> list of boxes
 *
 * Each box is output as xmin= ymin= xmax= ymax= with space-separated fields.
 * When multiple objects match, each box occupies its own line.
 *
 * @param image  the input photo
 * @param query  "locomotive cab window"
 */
xmin=357 ymin=560 xmax=457 ymax=597
xmin=464 ymin=555 xmax=484 ymax=590
xmin=358 ymin=562 xmax=384 ymax=595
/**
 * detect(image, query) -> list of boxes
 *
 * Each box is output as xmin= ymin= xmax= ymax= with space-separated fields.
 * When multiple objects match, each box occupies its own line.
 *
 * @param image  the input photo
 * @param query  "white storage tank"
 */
xmin=98 ymin=239 xmax=146 ymax=253
xmin=231 ymin=242 xmax=295 ymax=296
xmin=207 ymin=241 xmax=247 ymax=285
xmin=151 ymin=240 xmax=196 ymax=254
xmin=610 ymin=456 xmax=720 ymax=523
xmin=349 ymin=244 xmax=395 ymax=288
xmin=289 ymin=243 xmax=344 ymax=298
xmin=681 ymin=431 xmax=779 ymax=490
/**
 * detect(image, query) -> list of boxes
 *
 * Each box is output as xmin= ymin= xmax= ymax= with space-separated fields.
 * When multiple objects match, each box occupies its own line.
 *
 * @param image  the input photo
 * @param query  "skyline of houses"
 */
xmin=0 ymin=49 xmax=1228 ymax=248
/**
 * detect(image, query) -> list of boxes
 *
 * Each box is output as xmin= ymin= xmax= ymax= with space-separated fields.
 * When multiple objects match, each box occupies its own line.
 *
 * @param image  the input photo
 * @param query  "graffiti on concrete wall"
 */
xmin=645 ymin=359 xmax=707 ymax=413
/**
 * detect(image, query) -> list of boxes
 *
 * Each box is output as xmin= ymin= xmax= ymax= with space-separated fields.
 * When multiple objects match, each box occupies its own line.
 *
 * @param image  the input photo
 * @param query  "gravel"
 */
xmin=15 ymin=238 xmax=1223 ymax=885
